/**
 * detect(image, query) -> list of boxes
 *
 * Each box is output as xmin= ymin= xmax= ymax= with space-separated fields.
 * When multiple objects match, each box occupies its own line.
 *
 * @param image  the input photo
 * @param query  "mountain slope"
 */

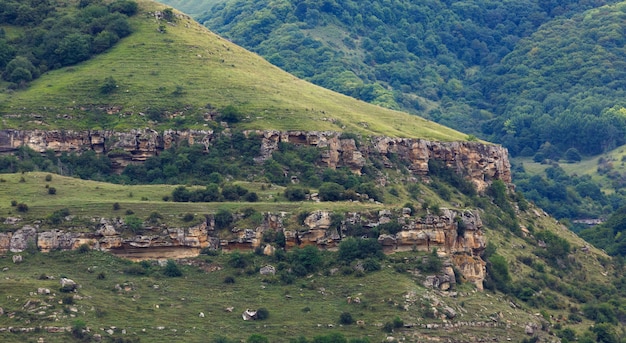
xmin=155 ymin=0 xmax=223 ymax=16
xmin=173 ymin=0 xmax=626 ymax=232
xmin=0 ymin=171 xmax=623 ymax=343
xmin=0 ymin=0 xmax=465 ymax=142
xmin=192 ymin=0 xmax=625 ymax=156
xmin=0 ymin=1 xmax=625 ymax=342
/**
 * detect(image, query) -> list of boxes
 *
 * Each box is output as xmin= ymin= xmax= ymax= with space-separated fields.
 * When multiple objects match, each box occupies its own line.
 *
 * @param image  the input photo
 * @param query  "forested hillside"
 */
xmin=0 ymin=0 xmax=137 ymax=88
xmin=195 ymin=0 xmax=625 ymax=159
xmin=480 ymin=4 xmax=626 ymax=156
xmin=0 ymin=1 xmax=626 ymax=341
xmin=159 ymin=0 xmax=626 ymax=224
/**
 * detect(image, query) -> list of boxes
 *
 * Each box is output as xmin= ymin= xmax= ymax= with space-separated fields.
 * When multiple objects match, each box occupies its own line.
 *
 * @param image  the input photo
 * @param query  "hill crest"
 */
xmin=0 ymin=0 xmax=466 ymax=142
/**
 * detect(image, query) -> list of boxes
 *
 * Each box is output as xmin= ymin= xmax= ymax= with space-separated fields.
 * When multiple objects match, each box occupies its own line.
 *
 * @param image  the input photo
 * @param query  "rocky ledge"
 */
xmin=0 ymin=129 xmax=510 ymax=192
xmin=0 ymin=208 xmax=486 ymax=289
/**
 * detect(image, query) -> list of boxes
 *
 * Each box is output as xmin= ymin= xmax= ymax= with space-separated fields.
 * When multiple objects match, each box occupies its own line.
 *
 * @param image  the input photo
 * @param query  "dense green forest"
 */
xmin=0 ymin=0 xmax=136 ymax=88
xmin=480 ymin=5 xmax=626 ymax=156
xmin=580 ymin=205 xmax=626 ymax=256
xmin=196 ymin=0 xmax=626 ymax=159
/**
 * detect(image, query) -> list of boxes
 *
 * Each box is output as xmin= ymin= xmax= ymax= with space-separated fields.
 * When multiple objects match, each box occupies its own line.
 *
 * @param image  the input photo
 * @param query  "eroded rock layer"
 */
xmin=0 ymin=209 xmax=486 ymax=288
xmin=0 ymin=129 xmax=510 ymax=191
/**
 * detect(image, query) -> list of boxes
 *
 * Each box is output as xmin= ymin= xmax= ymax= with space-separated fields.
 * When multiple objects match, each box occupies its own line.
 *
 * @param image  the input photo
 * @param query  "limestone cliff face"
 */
xmin=0 ymin=220 xmax=211 ymax=259
xmin=0 ymin=208 xmax=486 ymax=288
xmin=0 ymin=129 xmax=501 ymax=288
xmin=0 ymin=129 xmax=510 ymax=189
xmin=251 ymin=130 xmax=510 ymax=190
xmin=0 ymin=129 xmax=214 ymax=170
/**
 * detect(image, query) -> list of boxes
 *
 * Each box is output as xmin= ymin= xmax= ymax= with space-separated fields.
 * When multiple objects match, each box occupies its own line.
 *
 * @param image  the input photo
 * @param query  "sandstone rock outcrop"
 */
xmin=0 ymin=129 xmax=214 ymax=170
xmin=0 ymin=129 xmax=510 ymax=190
xmin=10 ymin=226 xmax=37 ymax=253
xmin=0 ymin=129 xmax=504 ymax=289
xmin=0 ymin=208 xmax=486 ymax=288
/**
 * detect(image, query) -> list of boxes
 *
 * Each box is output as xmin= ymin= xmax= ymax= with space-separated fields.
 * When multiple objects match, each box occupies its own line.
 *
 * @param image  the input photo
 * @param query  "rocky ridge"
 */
xmin=0 ymin=129 xmax=510 ymax=191
xmin=1 ymin=208 xmax=486 ymax=289
xmin=0 ymin=129 xmax=510 ymax=289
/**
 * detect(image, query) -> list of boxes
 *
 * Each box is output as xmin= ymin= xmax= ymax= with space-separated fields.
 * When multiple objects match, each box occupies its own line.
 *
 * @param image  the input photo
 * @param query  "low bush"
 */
xmin=339 ymin=312 xmax=354 ymax=325
xmin=163 ymin=259 xmax=183 ymax=277
xmin=255 ymin=308 xmax=269 ymax=320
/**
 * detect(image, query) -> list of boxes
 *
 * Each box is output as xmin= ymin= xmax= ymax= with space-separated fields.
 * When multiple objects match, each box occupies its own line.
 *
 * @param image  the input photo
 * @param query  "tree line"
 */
xmin=0 ymin=0 xmax=137 ymax=87
xmin=198 ymin=0 xmax=625 ymax=158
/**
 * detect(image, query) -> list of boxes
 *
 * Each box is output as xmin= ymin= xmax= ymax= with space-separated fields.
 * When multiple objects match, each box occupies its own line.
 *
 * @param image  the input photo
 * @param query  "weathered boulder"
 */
xmin=60 ymin=278 xmax=78 ymax=292
xmin=259 ymin=265 xmax=276 ymax=275
xmin=242 ymin=309 xmax=257 ymax=321
xmin=443 ymin=306 xmax=457 ymax=319
xmin=453 ymin=255 xmax=486 ymax=290
xmin=263 ymin=244 xmax=276 ymax=256
xmin=10 ymin=226 xmax=37 ymax=252
xmin=304 ymin=211 xmax=332 ymax=229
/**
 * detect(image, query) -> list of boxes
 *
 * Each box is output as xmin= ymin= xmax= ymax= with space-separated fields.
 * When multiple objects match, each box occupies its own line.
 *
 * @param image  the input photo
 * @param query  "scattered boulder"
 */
xmin=443 ymin=306 xmax=456 ymax=319
xmin=242 ymin=309 xmax=257 ymax=321
xmin=259 ymin=265 xmax=276 ymax=275
xmin=304 ymin=211 xmax=332 ymax=229
xmin=525 ymin=323 xmax=536 ymax=335
xmin=379 ymin=209 xmax=392 ymax=217
xmin=263 ymin=244 xmax=275 ymax=256
xmin=60 ymin=278 xmax=78 ymax=292
xmin=12 ymin=255 xmax=23 ymax=263
xmin=37 ymin=288 xmax=51 ymax=295
xmin=199 ymin=312 xmax=205 ymax=318
xmin=4 ymin=217 xmax=21 ymax=225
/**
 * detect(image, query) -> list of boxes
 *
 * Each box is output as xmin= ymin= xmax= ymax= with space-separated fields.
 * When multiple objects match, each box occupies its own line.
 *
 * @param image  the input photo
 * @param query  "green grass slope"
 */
xmin=157 ymin=0 xmax=224 ymax=16
xmin=0 ymin=0 xmax=466 ymax=142
xmin=0 ymin=172 xmax=386 ymax=228
xmin=0 ymin=171 xmax=621 ymax=342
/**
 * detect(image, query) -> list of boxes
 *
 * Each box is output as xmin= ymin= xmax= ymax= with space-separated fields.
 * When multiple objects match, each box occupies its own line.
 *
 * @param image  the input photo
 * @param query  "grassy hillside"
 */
xmin=0 ymin=170 xmax=623 ymax=342
xmin=0 ymin=249 xmax=546 ymax=343
xmin=0 ymin=0 xmax=466 ymax=142
xmin=156 ymin=0 xmax=223 ymax=16
xmin=1 ymin=1 xmax=625 ymax=342
xmin=0 ymin=172 xmax=386 ymax=228
xmin=0 ymin=171 xmax=622 ymax=342
xmin=194 ymin=0 xmax=626 ymax=157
